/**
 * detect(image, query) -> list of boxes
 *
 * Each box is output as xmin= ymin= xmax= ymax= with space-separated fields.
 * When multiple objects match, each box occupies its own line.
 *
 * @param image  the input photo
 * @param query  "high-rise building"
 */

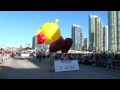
xmin=100 ymin=22 xmax=104 ymax=51
xmin=89 ymin=15 xmax=97 ymax=51
xmin=80 ymin=29 xmax=83 ymax=51
xmin=32 ymin=35 xmax=36 ymax=49
xmin=95 ymin=16 xmax=100 ymax=51
xmin=33 ymin=35 xmax=49 ymax=52
xmin=84 ymin=37 xmax=88 ymax=51
xmin=108 ymin=11 xmax=120 ymax=52
xmin=117 ymin=11 xmax=120 ymax=52
xmin=103 ymin=26 xmax=108 ymax=51
xmin=71 ymin=24 xmax=82 ymax=51
xmin=89 ymin=15 xmax=104 ymax=52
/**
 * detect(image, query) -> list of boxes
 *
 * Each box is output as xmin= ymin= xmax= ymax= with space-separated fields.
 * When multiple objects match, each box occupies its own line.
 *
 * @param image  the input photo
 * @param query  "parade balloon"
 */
xmin=41 ymin=19 xmax=61 ymax=42
xmin=49 ymin=37 xmax=64 ymax=52
xmin=49 ymin=46 xmax=56 ymax=52
xmin=36 ymin=29 xmax=52 ymax=44
xmin=55 ymin=37 xmax=64 ymax=51
xmin=49 ymin=46 xmax=57 ymax=53
xmin=61 ymin=38 xmax=73 ymax=53
xmin=37 ymin=32 xmax=46 ymax=44
xmin=61 ymin=48 xmax=68 ymax=53
xmin=49 ymin=40 xmax=57 ymax=52
xmin=36 ymin=29 xmax=42 ymax=35
xmin=45 ymin=39 xmax=52 ymax=44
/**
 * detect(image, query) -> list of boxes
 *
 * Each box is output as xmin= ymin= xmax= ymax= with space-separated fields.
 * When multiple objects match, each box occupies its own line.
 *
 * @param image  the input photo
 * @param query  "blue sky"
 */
xmin=0 ymin=11 xmax=108 ymax=48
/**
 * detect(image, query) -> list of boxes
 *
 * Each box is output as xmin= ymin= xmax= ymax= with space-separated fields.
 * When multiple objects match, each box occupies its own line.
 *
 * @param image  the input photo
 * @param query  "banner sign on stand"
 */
xmin=54 ymin=60 xmax=80 ymax=72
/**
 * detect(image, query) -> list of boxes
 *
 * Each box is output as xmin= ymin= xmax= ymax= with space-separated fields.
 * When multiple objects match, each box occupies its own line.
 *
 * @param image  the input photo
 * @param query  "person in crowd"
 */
xmin=42 ymin=53 xmax=46 ymax=61
xmin=36 ymin=52 xmax=39 ymax=59
xmin=49 ymin=54 xmax=55 ymax=72
xmin=55 ymin=54 xmax=58 ymax=60
xmin=61 ymin=53 xmax=64 ymax=60
xmin=2 ymin=53 xmax=5 ymax=62
xmin=38 ymin=52 xmax=42 ymax=61
xmin=11 ymin=52 xmax=15 ymax=59
xmin=107 ymin=54 xmax=113 ymax=67
xmin=65 ymin=54 xmax=68 ymax=60
xmin=32 ymin=52 xmax=36 ymax=61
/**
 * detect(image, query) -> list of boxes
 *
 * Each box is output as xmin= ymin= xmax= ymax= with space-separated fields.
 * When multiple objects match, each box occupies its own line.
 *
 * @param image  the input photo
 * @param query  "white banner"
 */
xmin=54 ymin=60 xmax=80 ymax=72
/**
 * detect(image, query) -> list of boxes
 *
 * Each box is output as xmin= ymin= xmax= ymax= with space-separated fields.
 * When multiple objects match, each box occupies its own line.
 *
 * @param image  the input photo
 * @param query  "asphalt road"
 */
xmin=0 ymin=56 xmax=120 ymax=79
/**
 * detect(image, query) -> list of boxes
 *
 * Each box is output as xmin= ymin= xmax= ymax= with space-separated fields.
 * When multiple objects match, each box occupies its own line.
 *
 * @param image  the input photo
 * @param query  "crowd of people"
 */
xmin=34 ymin=51 xmax=120 ymax=69
xmin=35 ymin=51 xmax=82 ymax=61
xmin=0 ymin=51 xmax=15 ymax=64
xmin=92 ymin=53 xmax=120 ymax=68
xmin=1 ymin=50 xmax=120 ymax=69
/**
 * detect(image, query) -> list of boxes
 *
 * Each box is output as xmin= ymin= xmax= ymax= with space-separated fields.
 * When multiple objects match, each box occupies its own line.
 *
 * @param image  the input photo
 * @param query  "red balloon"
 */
xmin=37 ymin=32 xmax=46 ymax=44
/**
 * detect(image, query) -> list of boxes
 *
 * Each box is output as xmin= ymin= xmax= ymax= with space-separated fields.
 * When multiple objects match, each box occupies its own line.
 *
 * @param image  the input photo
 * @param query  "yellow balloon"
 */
xmin=54 ymin=19 xmax=59 ymax=24
xmin=45 ymin=39 xmax=52 ymax=44
xmin=41 ymin=19 xmax=61 ymax=42
xmin=36 ymin=29 xmax=42 ymax=35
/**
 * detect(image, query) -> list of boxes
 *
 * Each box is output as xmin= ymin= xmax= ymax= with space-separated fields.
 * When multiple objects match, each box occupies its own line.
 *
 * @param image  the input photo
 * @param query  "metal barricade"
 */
xmin=112 ymin=60 xmax=120 ymax=69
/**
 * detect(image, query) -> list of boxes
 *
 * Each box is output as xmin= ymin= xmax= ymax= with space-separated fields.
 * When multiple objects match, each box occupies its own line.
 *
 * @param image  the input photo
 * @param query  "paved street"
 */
xmin=0 ymin=56 xmax=120 ymax=79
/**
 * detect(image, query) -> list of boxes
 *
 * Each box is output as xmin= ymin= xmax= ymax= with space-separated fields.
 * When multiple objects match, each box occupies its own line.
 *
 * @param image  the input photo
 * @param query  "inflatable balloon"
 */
xmin=44 ymin=38 xmax=52 ymax=44
xmin=36 ymin=29 xmax=52 ymax=44
xmin=49 ymin=37 xmax=64 ymax=52
xmin=37 ymin=32 xmax=46 ymax=44
xmin=36 ymin=29 xmax=42 ymax=35
xmin=49 ymin=40 xmax=58 ymax=52
xmin=49 ymin=44 xmax=57 ymax=52
xmin=61 ymin=38 xmax=73 ymax=53
xmin=55 ymin=37 xmax=64 ymax=51
xmin=41 ymin=19 xmax=61 ymax=42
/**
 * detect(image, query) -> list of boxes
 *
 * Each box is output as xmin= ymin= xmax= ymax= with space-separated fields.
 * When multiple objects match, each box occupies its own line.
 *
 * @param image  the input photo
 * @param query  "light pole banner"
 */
xmin=54 ymin=60 xmax=80 ymax=72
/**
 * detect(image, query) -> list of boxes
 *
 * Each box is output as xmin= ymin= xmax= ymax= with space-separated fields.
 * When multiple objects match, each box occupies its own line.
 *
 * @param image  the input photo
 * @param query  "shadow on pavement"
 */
xmin=0 ymin=65 xmax=83 ymax=79
xmin=0 ymin=57 xmax=55 ymax=79
xmin=15 ymin=57 xmax=51 ymax=70
xmin=0 ymin=65 xmax=50 ymax=79
xmin=14 ymin=57 xmax=26 ymax=60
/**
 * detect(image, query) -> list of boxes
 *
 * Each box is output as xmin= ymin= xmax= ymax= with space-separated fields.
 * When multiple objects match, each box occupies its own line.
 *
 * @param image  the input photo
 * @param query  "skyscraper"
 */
xmin=33 ymin=34 xmax=49 ymax=52
xmin=89 ymin=15 xmax=104 ymax=52
xmin=108 ymin=11 xmax=118 ymax=52
xmin=84 ymin=37 xmax=88 ymax=51
xmin=89 ymin=15 xmax=97 ymax=51
xmin=117 ymin=11 xmax=120 ymax=51
xmin=100 ymin=22 xmax=104 ymax=51
xmin=103 ymin=26 xmax=108 ymax=51
xmin=32 ymin=35 xmax=36 ymax=49
xmin=71 ymin=24 xmax=82 ymax=51
xmin=95 ymin=16 xmax=101 ymax=51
